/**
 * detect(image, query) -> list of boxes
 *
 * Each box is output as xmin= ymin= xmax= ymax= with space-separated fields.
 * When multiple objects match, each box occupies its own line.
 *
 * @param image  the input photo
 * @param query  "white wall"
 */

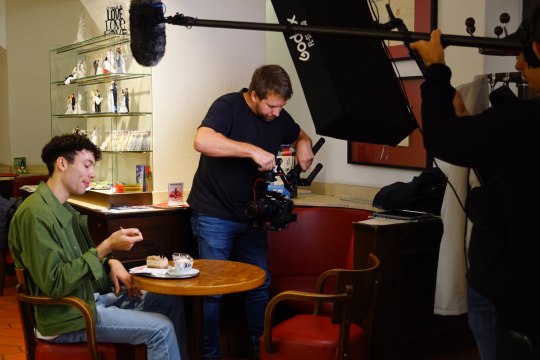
xmin=3 ymin=0 xmax=91 ymax=167
xmin=0 ymin=0 xmax=8 ymax=166
xmin=150 ymin=0 xmax=266 ymax=194
xmin=0 ymin=0 xmax=5 ymax=48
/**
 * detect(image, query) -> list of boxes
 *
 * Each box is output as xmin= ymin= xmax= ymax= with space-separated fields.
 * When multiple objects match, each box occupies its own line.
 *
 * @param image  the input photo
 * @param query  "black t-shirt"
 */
xmin=187 ymin=89 xmax=300 ymax=222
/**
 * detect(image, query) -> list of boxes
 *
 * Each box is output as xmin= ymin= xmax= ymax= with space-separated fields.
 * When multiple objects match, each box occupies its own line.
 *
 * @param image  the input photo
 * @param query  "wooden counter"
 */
xmin=70 ymin=201 xmax=196 ymax=264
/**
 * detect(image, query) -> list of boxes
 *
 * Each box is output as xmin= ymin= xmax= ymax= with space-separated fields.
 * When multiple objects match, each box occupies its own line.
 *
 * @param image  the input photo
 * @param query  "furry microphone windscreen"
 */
xmin=129 ymin=0 xmax=166 ymax=67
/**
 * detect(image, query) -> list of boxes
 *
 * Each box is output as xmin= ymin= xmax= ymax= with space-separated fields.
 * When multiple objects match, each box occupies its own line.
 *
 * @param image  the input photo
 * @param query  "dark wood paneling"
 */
xmin=72 ymin=204 xmax=196 ymax=264
xmin=354 ymin=218 xmax=476 ymax=359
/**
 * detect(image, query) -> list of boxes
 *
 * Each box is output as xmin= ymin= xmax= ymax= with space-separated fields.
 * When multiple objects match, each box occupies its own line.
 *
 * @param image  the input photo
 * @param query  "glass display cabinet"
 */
xmin=50 ymin=34 xmax=153 ymax=207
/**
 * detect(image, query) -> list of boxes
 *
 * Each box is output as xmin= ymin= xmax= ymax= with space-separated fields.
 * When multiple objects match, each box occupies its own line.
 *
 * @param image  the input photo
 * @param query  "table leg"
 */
xmin=191 ymin=296 xmax=203 ymax=360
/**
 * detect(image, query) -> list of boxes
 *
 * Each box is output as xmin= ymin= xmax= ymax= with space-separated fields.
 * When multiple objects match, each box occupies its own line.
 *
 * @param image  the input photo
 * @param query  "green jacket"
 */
xmin=8 ymin=182 xmax=112 ymax=336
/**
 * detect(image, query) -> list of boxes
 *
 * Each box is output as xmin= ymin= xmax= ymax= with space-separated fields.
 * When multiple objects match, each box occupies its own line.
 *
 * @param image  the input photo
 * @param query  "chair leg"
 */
xmin=134 ymin=344 xmax=147 ymax=360
xmin=0 ymin=249 xmax=6 ymax=296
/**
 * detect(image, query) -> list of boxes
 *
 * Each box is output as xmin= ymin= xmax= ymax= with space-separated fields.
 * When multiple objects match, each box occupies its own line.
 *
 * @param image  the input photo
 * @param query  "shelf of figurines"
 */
xmin=52 ymin=111 xmax=151 ymax=118
xmin=51 ymin=34 xmax=130 ymax=55
xmin=51 ymin=72 xmax=150 ymax=87
xmin=57 ymin=129 xmax=152 ymax=152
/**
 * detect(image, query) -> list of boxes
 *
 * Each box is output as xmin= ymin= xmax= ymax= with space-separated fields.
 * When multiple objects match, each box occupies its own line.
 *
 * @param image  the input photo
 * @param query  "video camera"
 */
xmin=245 ymin=138 xmax=325 ymax=231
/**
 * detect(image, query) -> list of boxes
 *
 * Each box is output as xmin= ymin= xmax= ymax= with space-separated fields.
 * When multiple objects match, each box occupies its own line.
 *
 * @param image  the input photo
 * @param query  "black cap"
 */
xmin=507 ymin=25 xmax=528 ymax=43
xmin=502 ymin=25 xmax=528 ymax=55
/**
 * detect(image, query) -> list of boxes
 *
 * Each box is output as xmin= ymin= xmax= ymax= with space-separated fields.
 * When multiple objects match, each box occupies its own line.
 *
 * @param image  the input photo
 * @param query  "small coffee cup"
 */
xmin=172 ymin=253 xmax=193 ymax=274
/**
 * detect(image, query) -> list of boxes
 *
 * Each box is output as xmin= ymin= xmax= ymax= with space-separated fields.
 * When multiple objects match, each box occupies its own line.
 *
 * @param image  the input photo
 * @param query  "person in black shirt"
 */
xmin=411 ymin=9 xmax=540 ymax=359
xmin=187 ymin=64 xmax=313 ymax=360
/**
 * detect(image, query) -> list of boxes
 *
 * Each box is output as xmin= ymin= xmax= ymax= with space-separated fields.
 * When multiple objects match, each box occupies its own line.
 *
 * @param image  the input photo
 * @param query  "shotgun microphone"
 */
xmin=129 ymin=0 xmax=167 ymax=67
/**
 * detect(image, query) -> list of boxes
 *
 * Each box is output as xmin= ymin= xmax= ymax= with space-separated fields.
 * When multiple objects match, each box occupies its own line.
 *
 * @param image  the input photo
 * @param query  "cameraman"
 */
xmin=187 ymin=64 xmax=313 ymax=360
xmin=410 ymin=10 xmax=540 ymax=360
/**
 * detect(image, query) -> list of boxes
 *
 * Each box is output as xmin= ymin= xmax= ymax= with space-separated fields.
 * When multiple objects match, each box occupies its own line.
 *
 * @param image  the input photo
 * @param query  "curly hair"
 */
xmin=41 ymin=134 xmax=102 ymax=176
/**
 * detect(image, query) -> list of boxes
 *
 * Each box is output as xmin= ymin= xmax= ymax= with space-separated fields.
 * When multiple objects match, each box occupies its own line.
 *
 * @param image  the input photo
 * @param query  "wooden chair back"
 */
xmin=262 ymin=253 xmax=380 ymax=360
xmin=15 ymin=268 xmax=146 ymax=360
xmin=315 ymin=253 xmax=380 ymax=359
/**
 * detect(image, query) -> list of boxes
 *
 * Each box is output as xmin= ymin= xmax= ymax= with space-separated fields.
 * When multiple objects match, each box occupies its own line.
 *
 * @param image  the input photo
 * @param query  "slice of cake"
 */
xmin=146 ymin=255 xmax=169 ymax=269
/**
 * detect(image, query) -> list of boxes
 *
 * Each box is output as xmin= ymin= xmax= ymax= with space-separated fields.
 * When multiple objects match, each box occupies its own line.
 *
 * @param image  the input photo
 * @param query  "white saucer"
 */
xmin=164 ymin=268 xmax=200 ymax=279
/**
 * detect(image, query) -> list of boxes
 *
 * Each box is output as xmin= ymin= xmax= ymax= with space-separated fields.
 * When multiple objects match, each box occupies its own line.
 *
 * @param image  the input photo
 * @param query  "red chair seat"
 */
xmin=260 ymin=314 xmax=366 ymax=360
xmin=36 ymin=341 xmax=139 ymax=360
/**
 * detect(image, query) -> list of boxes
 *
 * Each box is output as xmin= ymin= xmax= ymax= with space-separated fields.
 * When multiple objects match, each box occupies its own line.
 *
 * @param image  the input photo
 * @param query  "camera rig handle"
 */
xmin=285 ymin=137 xmax=325 ymax=188
xmin=260 ymin=137 xmax=326 ymax=195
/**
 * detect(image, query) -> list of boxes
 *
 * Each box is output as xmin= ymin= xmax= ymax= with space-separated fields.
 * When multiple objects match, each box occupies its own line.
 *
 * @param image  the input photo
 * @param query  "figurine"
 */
xmin=76 ymin=13 xmax=86 ymax=43
xmin=74 ymin=93 xmax=86 ymax=114
xmin=119 ymin=88 xmax=129 ymax=113
xmin=64 ymin=67 xmax=77 ymax=85
xmin=75 ymin=60 xmax=86 ymax=78
xmin=115 ymin=46 xmax=126 ymax=73
xmin=92 ymin=89 xmax=102 ymax=112
xmin=93 ymin=58 xmax=99 ymax=75
xmin=108 ymin=81 xmax=118 ymax=112
xmin=103 ymin=56 xmax=111 ymax=74
xmin=66 ymin=94 xmax=75 ymax=114
xmin=91 ymin=126 xmax=98 ymax=145
xmin=94 ymin=55 xmax=104 ymax=75
xmin=64 ymin=60 xmax=85 ymax=85
xmin=72 ymin=126 xmax=86 ymax=135
xmin=125 ymin=88 xmax=130 ymax=112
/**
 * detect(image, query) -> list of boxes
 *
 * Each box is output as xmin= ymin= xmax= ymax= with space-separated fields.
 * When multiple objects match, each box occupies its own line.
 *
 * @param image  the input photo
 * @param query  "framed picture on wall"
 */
xmin=374 ymin=0 xmax=438 ymax=60
xmin=347 ymin=76 xmax=431 ymax=170
xmin=13 ymin=157 xmax=28 ymax=174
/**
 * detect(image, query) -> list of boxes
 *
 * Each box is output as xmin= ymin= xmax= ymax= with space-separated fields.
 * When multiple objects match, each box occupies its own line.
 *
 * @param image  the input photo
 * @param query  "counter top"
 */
xmin=293 ymin=182 xmax=380 ymax=211
xmin=69 ymin=182 xmax=382 ymax=213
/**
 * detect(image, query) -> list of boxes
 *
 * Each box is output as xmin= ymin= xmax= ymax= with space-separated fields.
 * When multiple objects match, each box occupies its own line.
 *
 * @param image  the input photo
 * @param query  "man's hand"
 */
xmin=96 ymin=228 xmax=143 ymax=259
xmin=252 ymin=148 xmax=277 ymax=172
xmin=293 ymin=130 xmax=314 ymax=172
xmin=108 ymin=259 xmax=142 ymax=297
xmin=410 ymin=29 xmax=445 ymax=68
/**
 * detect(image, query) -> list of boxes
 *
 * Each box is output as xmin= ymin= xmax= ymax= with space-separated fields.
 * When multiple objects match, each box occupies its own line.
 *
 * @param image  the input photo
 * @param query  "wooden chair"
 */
xmin=260 ymin=253 xmax=380 ymax=360
xmin=0 ymin=248 xmax=11 ymax=295
xmin=2 ymin=175 xmax=47 ymax=296
xmin=15 ymin=268 xmax=146 ymax=360
xmin=0 ymin=194 xmax=20 ymax=296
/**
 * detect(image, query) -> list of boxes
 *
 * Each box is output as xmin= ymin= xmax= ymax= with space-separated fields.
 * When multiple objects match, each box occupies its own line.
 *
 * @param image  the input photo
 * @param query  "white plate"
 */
xmin=134 ymin=268 xmax=199 ymax=279
xmin=130 ymin=265 xmax=199 ymax=279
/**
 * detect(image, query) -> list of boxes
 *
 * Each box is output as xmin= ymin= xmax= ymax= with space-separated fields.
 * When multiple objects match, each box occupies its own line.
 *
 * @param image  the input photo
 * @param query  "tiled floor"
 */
xmin=0 ymin=271 xmax=26 ymax=360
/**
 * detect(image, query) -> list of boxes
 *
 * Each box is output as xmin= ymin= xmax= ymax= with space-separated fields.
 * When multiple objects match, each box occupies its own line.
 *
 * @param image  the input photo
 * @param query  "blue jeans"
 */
xmin=50 ymin=291 xmax=187 ymax=360
xmin=468 ymin=286 xmax=497 ymax=360
xmin=191 ymin=211 xmax=270 ymax=360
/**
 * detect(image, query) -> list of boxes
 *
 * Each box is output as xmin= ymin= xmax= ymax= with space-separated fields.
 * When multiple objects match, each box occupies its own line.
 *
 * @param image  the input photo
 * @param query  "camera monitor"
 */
xmin=271 ymin=0 xmax=418 ymax=146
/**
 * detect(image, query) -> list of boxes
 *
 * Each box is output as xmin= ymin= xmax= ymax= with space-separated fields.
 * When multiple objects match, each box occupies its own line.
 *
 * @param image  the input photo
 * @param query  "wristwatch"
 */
xmin=103 ymin=255 xmax=116 ymax=273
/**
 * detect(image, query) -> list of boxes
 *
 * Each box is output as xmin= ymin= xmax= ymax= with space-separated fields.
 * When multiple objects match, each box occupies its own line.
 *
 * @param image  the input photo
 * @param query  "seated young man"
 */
xmin=8 ymin=133 xmax=187 ymax=360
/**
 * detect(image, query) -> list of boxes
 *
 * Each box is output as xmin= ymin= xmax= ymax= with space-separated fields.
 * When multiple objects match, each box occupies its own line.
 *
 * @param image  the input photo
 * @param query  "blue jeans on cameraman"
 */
xmin=468 ymin=286 xmax=497 ymax=360
xmin=191 ymin=211 xmax=270 ymax=360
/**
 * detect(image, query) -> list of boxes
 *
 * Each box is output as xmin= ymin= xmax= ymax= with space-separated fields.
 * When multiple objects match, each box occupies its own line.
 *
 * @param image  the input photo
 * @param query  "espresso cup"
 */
xmin=172 ymin=253 xmax=193 ymax=274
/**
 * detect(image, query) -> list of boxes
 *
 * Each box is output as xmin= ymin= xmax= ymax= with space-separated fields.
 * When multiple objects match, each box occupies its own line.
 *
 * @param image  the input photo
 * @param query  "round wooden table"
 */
xmin=131 ymin=259 xmax=266 ymax=360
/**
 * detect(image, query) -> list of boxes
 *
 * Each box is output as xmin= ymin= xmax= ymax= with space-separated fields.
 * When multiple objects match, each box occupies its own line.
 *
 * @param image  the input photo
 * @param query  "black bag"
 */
xmin=0 ymin=196 xmax=22 ymax=251
xmin=372 ymin=167 xmax=447 ymax=215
